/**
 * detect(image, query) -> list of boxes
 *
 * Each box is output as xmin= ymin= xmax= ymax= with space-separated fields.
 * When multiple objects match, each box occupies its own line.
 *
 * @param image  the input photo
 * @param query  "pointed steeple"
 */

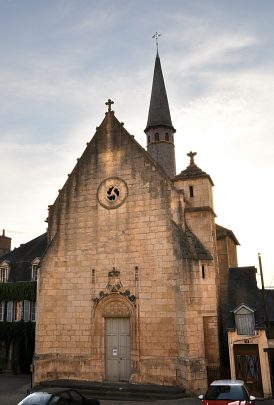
xmin=145 ymin=51 xmax=175 ymax=132
xmin=145 ymin=51 xmax=176 ymax=178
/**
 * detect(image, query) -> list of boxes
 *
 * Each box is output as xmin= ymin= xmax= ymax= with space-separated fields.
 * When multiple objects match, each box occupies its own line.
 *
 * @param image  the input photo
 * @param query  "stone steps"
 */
xmin=35 ymin=380 xmax=186 ymax=401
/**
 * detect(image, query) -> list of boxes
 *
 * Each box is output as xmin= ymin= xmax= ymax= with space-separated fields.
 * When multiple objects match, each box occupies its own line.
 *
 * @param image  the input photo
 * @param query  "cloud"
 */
xmin=164 ymin=13 xmax=257 ymax=72
xmin=1 ymin=0 xmax=274 ymax=285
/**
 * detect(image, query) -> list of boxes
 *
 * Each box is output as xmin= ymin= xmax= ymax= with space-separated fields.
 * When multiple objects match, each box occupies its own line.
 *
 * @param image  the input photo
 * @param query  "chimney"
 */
xmin=0 ymin=229 xmax=12 ymax=257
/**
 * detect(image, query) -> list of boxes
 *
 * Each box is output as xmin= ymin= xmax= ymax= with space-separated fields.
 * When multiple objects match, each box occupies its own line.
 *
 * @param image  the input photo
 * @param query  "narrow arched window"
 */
xmin=155 ymin=132 xmax=160 ymax=141
xmin=148 ymin=135 xmax=150 ymax=144
xmin=165 ymin=133 xmax=169 ymax=141
xmin=189 ymin=185 xmax=194 ymax=198
xmin=202 ymin=265 xmax=205 ymax=279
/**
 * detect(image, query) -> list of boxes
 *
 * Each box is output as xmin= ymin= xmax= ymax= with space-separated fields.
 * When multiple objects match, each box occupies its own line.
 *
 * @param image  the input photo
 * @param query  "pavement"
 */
xmin=0 ymin=374 xmax=274 ymax=405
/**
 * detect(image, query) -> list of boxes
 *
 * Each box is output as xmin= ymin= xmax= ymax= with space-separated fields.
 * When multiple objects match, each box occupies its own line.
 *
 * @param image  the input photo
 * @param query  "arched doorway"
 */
xmin=94 ymin=293 xmax=136 ymax=382
xmin=105 ymin=317 xmax=130 ymax=381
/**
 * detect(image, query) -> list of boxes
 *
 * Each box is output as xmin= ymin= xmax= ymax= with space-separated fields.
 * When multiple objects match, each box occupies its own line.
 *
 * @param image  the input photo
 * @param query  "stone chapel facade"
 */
xmin=33 ymin=52 xmax=238 ymax=393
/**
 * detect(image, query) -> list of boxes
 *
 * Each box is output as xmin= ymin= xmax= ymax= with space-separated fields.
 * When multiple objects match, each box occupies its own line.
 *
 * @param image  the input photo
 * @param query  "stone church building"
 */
xmin=33 ymin=51 xmax=239 ymax=393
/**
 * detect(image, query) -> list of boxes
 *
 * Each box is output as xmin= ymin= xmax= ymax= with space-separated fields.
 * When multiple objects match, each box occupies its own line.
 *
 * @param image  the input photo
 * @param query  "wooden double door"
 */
xmin=234 ymin=344 xmax=263 ymax=397
xmin=105 ymin=317 xmax=131 ymax=381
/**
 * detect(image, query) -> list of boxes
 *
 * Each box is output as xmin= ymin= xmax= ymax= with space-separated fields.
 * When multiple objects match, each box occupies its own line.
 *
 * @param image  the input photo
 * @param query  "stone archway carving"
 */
xmin=102 ymin=297 xmax=131 ymax=318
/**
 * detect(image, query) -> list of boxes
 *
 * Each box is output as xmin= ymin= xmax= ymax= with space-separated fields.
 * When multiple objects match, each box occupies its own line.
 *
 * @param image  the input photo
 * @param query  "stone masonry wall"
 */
xmin=34 ymin=114 xmax=218 ymax=394
xmin=35 ymin=114 xmax=181 ymax=386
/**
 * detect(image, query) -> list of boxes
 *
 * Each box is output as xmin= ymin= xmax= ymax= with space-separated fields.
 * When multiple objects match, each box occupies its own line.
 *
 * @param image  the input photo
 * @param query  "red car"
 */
xmin=198 ymin=379 xmax=256 ymax=405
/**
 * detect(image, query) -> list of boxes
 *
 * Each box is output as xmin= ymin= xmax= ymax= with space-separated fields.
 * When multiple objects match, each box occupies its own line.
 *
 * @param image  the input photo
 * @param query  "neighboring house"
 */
xmin=0 ymin=233 xmax=47 ymax=373
xmin=226 ymin=266 xmax=274 ymax=398
xmin=216 ymin=224 xmax=239 ymax=368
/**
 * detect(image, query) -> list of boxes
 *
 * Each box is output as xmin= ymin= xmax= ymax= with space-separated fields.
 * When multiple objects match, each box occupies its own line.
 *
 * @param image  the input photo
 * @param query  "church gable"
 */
xmin=36 ymin=107 xmax=192 ymax=386
xmin=47 ymin=108 xmax=174 ymax=246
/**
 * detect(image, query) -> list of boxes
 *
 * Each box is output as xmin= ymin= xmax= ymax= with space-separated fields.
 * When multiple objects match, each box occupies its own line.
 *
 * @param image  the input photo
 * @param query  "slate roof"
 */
xmin=175 ymin=159 xmax=214 ymax=185
xmin=216 ymin=224 xmax=240 ymax=245
xmin=226 ymin=267 xmax=265 ymax=329
xmin=0 ymin=233 xmax=47 ymax=282
xmin=265 ymin=289 xmax=274 ymax=321
xmin=145 ymin=51 xmax=175 ymax=132
xmin=171 ymin=221 xmax=213 ymax=261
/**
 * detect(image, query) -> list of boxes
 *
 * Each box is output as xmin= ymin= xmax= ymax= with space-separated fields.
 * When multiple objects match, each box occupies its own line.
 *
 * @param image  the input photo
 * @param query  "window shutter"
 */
xmin=30 ymin=301 xmax=36 ymax=322
xmin=23 ymin=300 xmax=31 ymax=322
xmin=234 ymin=305 xmax=255 ymax=335
xmin=7 ymin=301 xmax=13 ymax=322
xmin=0 ymin=302 xmax=4 ymax=321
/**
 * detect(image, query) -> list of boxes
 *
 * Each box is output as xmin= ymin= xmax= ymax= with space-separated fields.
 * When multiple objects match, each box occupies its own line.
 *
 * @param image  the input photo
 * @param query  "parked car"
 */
xmin=198 ymin=379 xmax=256 ymax=404
xmin=17 ymin=388 xmax=100 ymax=405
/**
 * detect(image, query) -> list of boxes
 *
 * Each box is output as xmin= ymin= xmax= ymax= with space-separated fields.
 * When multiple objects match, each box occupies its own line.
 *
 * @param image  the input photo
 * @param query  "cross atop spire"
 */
xmin=187 ymin=151 xmax=197 ymax=165
xmin=152 ymin=32 xmax=161 ymax=50
xmin=105 ymin=99 xmax=114 ymax=112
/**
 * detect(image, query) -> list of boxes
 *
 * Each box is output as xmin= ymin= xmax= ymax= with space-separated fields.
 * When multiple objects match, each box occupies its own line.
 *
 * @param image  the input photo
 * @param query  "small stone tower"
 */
xmin=174 ymin=151 xmax=216 ymax=257
xmin=145 ymin=51 xmax=176 ymax=178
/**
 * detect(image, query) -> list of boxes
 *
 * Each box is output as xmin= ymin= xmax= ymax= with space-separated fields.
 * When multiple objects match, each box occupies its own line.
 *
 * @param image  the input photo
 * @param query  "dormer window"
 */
xmin=0 ymin=261 xmax=9 ymax=283
xmin=31 ymin=258 xmax=40 ymax=281
xmin=32 ymin=265 xmax=38 ymax=281
xmin=154 ymin=132 xmax=160 ymax=141
xmin=233 ymin=304 xmax=255 ymax=335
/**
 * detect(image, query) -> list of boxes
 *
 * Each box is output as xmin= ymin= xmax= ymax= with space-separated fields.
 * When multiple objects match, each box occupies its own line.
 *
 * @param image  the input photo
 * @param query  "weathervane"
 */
xmin=152 ymin=32 xmax=161 ymax=50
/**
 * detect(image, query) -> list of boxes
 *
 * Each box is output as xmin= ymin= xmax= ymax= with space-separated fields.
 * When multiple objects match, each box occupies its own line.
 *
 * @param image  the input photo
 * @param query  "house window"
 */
xmin=30 ymin=301 xmax=36 ymax=322
xmin=32 ymin=264 xmax=39 ymax=281
xmin=0 ymin=267 xmax=8 ymax=283
xmin=234 ymin=304 xmax=255 ymax=335
xmin=0 ymin=302 xmax=4 ymax=321
xmin=23 ymin=300 xmax=31 ymax=322
xmin=14 ymin=301 xmax=22 ymax=321
xmin=154 ymin=132 xmax=160 ymax=141
xmin=6 ymin=301 xmax=14 ymax=322
xmin=0 ymin=301 xmax=34 ymax=323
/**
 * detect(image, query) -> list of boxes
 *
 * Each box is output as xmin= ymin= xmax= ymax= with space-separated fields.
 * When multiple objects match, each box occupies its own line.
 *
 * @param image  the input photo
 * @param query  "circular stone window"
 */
xmin=97 ymin=177 xmax=128 ymax=209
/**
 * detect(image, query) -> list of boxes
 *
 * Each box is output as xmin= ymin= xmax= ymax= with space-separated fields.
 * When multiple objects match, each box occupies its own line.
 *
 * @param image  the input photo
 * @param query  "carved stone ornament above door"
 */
xmin=92 ymin=267 xmax=136 ymax=305
xmin=97 ymin=177 xmax=128 ymax=209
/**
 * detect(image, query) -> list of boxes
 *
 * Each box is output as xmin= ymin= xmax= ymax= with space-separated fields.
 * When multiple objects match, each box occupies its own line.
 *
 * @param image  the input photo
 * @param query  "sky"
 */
xmin=0 ymin=0 xmax=273 ymax=286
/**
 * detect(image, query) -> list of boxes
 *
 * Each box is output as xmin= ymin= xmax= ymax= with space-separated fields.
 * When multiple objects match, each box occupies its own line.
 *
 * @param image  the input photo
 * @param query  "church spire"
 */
xmin=145 ymin=51 xmax=175 ymax=132
xmin=145 ymin=50 xmax=176 ymax=178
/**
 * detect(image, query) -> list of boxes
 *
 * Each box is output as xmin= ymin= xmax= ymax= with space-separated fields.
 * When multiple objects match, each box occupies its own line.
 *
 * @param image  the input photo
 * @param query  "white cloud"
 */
xmin=1 ymin=0 xmax=274 ymax=286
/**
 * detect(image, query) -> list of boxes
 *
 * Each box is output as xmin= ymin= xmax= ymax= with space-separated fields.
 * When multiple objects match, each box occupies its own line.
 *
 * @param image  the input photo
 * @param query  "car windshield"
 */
xmin=19 ymin=392 xmax=53 ymax=405
xmin=204 ymin=384 xmax=249 ymax=400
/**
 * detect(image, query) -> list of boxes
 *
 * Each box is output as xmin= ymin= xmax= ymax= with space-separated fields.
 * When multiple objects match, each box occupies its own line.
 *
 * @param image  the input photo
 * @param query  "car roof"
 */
xmin=210 ymin=379 xmax=245 ymax=386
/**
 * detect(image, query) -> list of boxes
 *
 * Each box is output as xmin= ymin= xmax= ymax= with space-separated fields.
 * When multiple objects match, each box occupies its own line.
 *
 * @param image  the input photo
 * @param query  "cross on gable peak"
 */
xmin=187 ymin=151 xmax=197 ymax=165
xmin=105 ymin=99 xmax=114 ymax=112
